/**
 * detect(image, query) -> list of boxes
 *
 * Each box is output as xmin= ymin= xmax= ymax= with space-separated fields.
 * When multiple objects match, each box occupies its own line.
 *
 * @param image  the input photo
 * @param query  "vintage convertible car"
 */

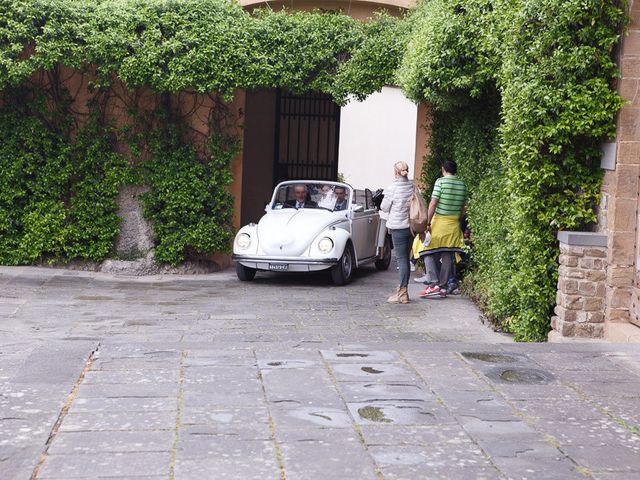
xmin=232 ymin=180 xmax=391 ymax=285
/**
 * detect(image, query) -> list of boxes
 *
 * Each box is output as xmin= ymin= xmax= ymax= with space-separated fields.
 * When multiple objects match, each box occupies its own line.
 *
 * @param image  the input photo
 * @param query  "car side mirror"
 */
xmin=351 ymin=204 xmax=364 ymax=213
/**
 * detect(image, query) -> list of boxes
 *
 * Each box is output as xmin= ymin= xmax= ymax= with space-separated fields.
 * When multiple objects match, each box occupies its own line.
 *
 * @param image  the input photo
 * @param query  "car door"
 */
xmin=349 ymin=190 xmax=368 ymax=261
xmin=362 ymin=189 xmax=380 ymax=259
xmin=350 ymin=189 xmax=379 ymax=261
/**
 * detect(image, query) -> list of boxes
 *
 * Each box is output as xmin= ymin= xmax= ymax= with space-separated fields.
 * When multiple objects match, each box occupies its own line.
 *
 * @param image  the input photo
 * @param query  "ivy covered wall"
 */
xmin=399 ymin=0 xmax=627 ymax=340
xmin=0 ymin=0 xmax=407 ymax=101
xmin=0 ymin=0 xmax=406 ymax=266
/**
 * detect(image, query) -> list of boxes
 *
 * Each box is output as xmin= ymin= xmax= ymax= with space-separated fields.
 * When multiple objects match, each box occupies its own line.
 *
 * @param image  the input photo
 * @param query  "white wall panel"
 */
xmin=338 ymin=86 xmax=417 ymax=190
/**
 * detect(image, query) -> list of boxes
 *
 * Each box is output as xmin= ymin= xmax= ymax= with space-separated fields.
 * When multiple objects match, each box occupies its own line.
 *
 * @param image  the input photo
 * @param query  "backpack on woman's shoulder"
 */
xmin=409 ymin=184 xmax=429 ymax=233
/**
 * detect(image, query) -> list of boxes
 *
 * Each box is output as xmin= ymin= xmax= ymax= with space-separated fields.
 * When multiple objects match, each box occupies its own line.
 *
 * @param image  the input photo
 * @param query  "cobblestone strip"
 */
xmin=254 ymin=350 xmax=287 ymax=480
xmin=30 ymin=344 xmax=99 ymax=479
xmin=318 ymin=351 xmax=385 ymax=480
xmin=169 ymin=350 xmax=187 ymax=480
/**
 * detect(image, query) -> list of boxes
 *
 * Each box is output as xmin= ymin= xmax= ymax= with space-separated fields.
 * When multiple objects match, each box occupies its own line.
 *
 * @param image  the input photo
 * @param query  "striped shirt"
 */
xmin=432 ymin=175 xmax=467 ymax=216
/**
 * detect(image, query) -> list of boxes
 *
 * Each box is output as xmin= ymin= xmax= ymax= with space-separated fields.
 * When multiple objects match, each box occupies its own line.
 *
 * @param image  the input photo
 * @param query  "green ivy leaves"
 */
xmin=0 ymin=1 xmax=405 ymax=102
xmin=137 ymin=126 xmax=238 ymax=266
xmin=406 ymin=0 xmax=626 ymax=341
xmin=0 ymin=91 xmax=129 ymax=264
xmin=397 ymin=0 xmax=503 ymax=108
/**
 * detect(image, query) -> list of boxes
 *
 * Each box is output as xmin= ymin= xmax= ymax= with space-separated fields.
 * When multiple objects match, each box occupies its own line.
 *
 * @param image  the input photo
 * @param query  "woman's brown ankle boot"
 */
xmin=397 ymin=287 xmax=409 ymax=304
xmin=387 ymin=287 xmax=401 ymax=304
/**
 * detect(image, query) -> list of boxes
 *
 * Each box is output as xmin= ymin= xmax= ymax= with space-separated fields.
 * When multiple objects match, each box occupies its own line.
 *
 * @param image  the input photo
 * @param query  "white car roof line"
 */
xmin=275 ymin=180 xmax=352 ymax=188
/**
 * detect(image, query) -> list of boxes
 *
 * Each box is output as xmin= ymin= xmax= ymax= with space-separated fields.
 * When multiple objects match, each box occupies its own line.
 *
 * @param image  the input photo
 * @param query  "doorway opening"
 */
xmin=273 ymin=89 xmax=341 ymax=184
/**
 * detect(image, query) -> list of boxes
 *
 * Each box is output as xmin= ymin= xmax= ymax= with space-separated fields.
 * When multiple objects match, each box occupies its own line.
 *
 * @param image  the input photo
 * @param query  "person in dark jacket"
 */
xmin=333 ymin=186 xmax=348 ymax=211
xmin=284 ymin=184 xmax=317 ymax=209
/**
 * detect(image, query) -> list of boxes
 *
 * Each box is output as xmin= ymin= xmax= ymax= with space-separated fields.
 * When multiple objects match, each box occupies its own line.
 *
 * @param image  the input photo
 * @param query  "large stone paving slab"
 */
xmin=38 ymin=451 xmax=171 ymax=478
xmin=277 ymin=428 xmax=378 ymax=480
xmin=173 ymin=439 xmax=279 ymax=480
xmin=47 ymin=431 xmax=173 ymax=454
xmin=1 ymin=266 xmax=640 ymax=479
xmin=346 ymin=400 xmax=453 ymax=426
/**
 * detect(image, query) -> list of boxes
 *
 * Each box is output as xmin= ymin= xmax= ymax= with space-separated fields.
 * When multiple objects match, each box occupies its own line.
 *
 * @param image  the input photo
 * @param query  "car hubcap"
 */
xmin=343 ymin=251 xmax=352 ymax=277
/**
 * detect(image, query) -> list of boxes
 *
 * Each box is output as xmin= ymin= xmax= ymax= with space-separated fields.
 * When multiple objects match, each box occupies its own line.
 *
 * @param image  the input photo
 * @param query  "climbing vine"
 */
xmin=0 ymin=88 xmax=129 ymax=265
xmin=400 ymin=0 xmax=627 ymax=340
xmin=0 ymin=0 xmax=406 ymax=103
xmin=0 ymin=0 xmax=406 ymax=266
xmin=134 ymin=120 xmax=239 ymax=266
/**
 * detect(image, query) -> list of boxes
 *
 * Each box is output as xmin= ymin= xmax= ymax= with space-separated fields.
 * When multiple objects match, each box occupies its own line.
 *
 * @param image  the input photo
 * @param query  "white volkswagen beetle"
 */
xmin=232 ymin=180 xmax=391 ymax=285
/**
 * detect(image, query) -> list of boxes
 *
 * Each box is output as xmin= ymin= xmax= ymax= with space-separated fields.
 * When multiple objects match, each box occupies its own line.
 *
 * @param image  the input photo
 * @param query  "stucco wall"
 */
xmin=337 ymin=86 xmax=418 ymax=190
xmin=241 ymin=89 xmax=277 ymax=225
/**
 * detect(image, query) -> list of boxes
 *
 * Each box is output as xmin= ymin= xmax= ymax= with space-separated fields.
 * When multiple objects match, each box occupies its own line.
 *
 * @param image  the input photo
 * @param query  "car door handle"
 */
xmin=368 ymin=218 xmax=373 ymax=224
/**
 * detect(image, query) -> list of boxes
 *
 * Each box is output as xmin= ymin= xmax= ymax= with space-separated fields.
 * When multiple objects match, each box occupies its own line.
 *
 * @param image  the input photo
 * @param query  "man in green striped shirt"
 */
xmin=431 ymin=168 xmax=468 ymax=217
xmin=419 ymin=160 xmax=468 ymax=298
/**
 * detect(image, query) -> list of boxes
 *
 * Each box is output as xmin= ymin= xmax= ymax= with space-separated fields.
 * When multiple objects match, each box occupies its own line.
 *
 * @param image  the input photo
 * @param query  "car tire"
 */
xmin=375 ymin=235 xmax=392 ymax=271
xmin=236 ymin=262 xmax=257 ymax=281
xmin=331 ymin=243 xmax=354 ymax=286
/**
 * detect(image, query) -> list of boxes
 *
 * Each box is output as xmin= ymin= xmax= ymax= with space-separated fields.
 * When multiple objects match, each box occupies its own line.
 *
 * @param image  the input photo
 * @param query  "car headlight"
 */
xmin=318 ymin=237 xmax=334 ymax=253
xmin=236 ymin=233 xmax=251 ymax=249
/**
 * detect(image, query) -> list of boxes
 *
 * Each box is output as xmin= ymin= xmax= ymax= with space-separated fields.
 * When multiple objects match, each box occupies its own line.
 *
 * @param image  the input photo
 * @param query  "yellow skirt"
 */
xmin=422 ymin=214 xmax=464 ymax=262
xmin=411 ymin=234 xmax=428 ymax=260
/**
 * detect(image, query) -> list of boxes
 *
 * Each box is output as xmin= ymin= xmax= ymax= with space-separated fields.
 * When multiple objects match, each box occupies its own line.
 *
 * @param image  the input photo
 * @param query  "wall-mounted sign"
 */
xmin=601 ymin=142 xmax=617 ymax=171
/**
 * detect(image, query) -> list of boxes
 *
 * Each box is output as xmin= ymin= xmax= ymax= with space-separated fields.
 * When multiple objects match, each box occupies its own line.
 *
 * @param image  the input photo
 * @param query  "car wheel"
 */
xmin=375 ymin=235 xmax=392 ymax=271
xmin=236 ymin=262 xmax=257 ymax=281
xmin=331 ymin=243 xmax=354 ymax=286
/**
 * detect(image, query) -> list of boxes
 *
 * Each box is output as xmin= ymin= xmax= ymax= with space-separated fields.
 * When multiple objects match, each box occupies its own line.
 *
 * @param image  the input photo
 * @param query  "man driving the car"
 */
xmin=285 ymin=184 xmax=317 ymax=209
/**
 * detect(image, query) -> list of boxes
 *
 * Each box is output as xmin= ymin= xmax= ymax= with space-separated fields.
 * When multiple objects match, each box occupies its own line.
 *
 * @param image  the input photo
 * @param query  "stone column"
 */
xmin=551 ymin=231 xmax=607 ymax=340
xmin=114 ymin=185 xmax=155 ymax=258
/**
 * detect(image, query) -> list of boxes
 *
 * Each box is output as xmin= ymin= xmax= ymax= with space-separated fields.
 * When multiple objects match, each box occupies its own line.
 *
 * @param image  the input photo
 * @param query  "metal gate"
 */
xmin=273 ymin=89 xmax=341 ymax=185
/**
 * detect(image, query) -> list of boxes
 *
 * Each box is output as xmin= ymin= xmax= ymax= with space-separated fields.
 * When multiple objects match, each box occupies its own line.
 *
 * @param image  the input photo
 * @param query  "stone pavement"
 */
xmin=1 ymin=264 xmax=639 ymax=480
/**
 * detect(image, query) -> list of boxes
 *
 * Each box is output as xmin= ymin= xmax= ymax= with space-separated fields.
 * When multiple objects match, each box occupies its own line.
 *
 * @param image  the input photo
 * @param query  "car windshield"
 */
xmin=271 ymin=183 xmax=351 ymax=212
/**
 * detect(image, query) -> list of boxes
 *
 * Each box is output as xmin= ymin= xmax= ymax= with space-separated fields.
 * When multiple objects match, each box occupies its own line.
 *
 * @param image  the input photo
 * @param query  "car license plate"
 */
xmin=269 ymin=263 xmax=289 ymax=271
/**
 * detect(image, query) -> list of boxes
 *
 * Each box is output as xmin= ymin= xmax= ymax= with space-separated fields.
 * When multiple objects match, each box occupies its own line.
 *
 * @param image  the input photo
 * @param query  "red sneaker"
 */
xmin=419 ymin=285 xmax=440 ymax=298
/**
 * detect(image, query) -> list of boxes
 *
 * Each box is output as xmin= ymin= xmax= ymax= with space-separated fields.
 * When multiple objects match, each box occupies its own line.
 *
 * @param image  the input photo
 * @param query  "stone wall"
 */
xmin=552 ymin=232 xmax=607 ymax=339
xmin=599 ymin=1 xmax=640 ymax=340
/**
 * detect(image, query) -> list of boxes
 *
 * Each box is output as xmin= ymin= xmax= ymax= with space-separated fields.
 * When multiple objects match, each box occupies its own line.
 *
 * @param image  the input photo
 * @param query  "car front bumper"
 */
xmin=232 ymin=254 xmax=339 ymax=272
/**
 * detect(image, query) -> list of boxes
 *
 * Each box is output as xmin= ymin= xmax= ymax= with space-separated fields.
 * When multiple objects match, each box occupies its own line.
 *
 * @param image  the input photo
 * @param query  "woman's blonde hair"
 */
xmin=394 ymin=161 xmax=409 ymax=178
